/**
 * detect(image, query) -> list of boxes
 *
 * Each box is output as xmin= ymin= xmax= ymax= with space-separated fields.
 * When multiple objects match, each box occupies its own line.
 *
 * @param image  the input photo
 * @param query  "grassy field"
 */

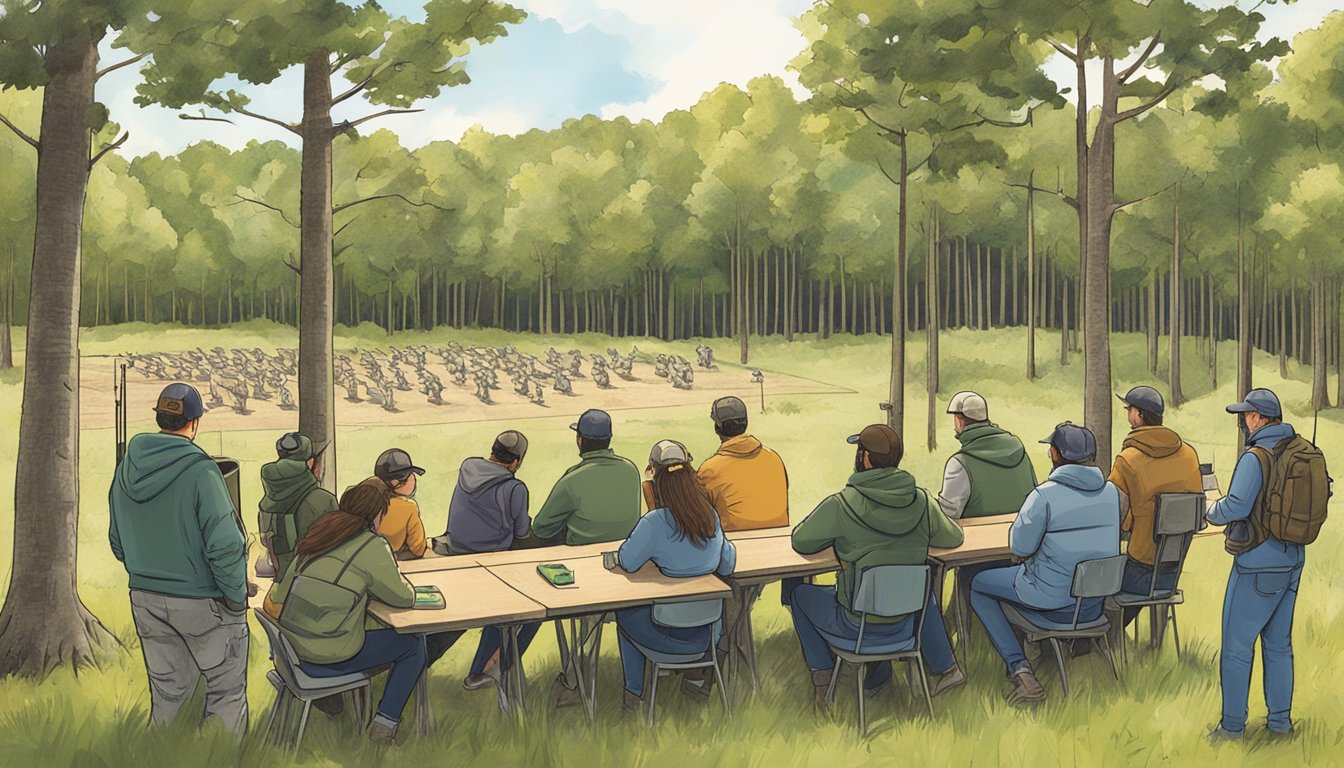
xmin=0 ymin=322 xmax=1341 ymax=767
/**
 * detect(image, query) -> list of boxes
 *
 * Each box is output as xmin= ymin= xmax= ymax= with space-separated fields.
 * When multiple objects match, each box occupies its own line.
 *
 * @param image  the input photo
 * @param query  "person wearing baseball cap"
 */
xmin=109 ymin=382 xmax=252 ymax=735
xmin=434 ymin=430 xmax=543 ymax=690
xmin=698 ymin=395 xmax=790 ymax=531
xmin=938 ymin=391 xmax=1036 ymax=520
xmin=360 ymin=448 xmax=429 ymax=560
xmin=1107 ymin=386 xmax=1202 ymax=630
xmin=607 ymin=439 xmax=737 ymax=712
xmin=788 ymin=425 xmax=966 ymax=706
xmin=1206 ymin=388 xmax=1304 ymax=740
xmin=968 ymin=421 xmax=1120 ymax=707
xmin=258 ymin=432 xmax=339 ymax=580
xmin=532 ymin=408 xmax=641 ymax=546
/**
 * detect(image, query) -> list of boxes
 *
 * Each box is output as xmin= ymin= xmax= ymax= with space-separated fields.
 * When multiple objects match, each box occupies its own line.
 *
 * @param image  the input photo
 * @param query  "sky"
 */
xmin=94 ymin=0 xmax=1344 ymax=159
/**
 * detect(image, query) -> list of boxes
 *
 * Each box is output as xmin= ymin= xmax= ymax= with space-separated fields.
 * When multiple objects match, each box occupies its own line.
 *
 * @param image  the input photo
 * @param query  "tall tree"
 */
xmin=1001 ymin=0 xmax=1285 ymax=467
xmin=133 ymin=0 xmax=524 ymax=491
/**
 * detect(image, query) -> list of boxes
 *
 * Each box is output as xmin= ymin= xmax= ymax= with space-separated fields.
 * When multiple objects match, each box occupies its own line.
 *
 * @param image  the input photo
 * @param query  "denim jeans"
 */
xmin=788 ymin=583 xmax=956 ymax=691
xmin=299 ymin=629 xmax=427 ymax=725
xmin=1118 ymin=558 xmax=1180 ymax=627
xmin=615 ymin=606 xmax=713 ymax=696
xmin=469 ymin=622 xmax=543 ymax=675
xmin=969 ymin=567 xmax=1101 ymax=677
xmin=1219 ymin=564 xmax=1302 ymax=734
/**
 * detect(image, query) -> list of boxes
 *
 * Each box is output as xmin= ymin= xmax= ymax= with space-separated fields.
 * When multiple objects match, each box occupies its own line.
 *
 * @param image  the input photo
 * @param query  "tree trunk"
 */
xmin=1026 ymin=177 xmax=1037 ymax=379
xmin=1312 ymin=266 xmax=1331 ymax=410
xmin=1169 ymin=187 xmax=1184 ymax=407
xmin=0 ymin=31 xmax=115 ymax=678
xmin=1236 ymin=206 xmax=1251 ymax=420
xmin=1279 ymin=287 xmax=1288 ymax=379
xmin=1 ymin=242 xmax=13 ymax=369
xmin=926 ymin=209 xmax=940 ymax=452
xmin=297 ymin=51 xmax=338 ymax=492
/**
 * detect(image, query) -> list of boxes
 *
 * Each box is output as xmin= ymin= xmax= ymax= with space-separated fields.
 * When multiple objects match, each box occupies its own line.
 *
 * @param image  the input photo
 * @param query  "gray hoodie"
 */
xmin=445 ymin=457 xmax=530 ymax=553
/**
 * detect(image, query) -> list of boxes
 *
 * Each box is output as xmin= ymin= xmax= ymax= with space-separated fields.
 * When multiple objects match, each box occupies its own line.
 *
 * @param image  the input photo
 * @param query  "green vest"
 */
xmin=953 ymin=423 xmax=1037 ymax=518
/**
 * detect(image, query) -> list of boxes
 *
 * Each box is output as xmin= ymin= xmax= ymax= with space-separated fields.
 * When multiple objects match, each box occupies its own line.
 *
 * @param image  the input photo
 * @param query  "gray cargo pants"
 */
xmin=129 ymin=590 xmax=249 ymax=736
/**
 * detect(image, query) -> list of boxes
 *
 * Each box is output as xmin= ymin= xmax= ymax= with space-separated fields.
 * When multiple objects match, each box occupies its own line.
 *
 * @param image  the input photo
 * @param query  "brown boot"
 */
xmin=1006 ymin=668 xmax=1046 ymax=706
xmin=931 ymin=665 xmax=966 ymax=697
xmin=811 ymin=668 xmax=834 ymax=707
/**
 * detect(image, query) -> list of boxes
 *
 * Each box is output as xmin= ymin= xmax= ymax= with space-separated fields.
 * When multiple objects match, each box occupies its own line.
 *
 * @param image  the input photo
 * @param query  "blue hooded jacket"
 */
xmin=1207 ymin=422 xmax=1305 ymax=572
xmin=1008 ymin=464 xmax=1121 ymax=609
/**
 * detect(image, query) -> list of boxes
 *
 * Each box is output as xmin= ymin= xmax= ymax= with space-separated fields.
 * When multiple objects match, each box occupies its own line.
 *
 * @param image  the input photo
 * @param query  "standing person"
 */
xmin=1108 ymin=386 xmax=1202 ymax=627
xmin=1207 ymin=389 xmax=1320 ymax=740
xmin=363 ymin=449 xmax=429 ymax=560
xmin=609 ymin=440 xmax=737 ymax=712
xmin=789 ymin=425 xmax=966 ymax=704
xmin=258 ymin=432 xmax=338 ymax=580
xmin=696 ymin=395 xmax=790 ymax=531
xmin=532 ymin=409 xmax=642 ymax=545
xmin=968 ymin=422 xmax=1120 ymax=706
xmin=264 ymin=483 xmax=426 ymax=746
xmin=434 ymin=430 xmax=543 ymax=690
xmin=109 ymin=383 xmax=252 ymax=736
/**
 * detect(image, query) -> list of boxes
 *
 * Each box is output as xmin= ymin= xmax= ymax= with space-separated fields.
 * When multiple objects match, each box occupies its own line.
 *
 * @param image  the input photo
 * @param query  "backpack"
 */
xmin=1225 ymin=431 xmax=1332 ymax=554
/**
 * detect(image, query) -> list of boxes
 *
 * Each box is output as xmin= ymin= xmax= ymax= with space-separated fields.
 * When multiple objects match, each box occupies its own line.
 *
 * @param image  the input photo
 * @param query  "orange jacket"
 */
xmin=377 ymin=495 xmax=428 ymax=558
xmin=1107 ymin=426 xmax=1202 ymax=566
xmin=697 ymin=435 xmax=789 ymax=531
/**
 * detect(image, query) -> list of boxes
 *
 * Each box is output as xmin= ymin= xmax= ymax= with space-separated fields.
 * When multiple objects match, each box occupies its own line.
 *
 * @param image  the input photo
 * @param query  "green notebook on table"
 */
xmin=413 ymin=585 xmax=445 ymax=610
xmin=537 ymin=563 xmax=576 ymax=588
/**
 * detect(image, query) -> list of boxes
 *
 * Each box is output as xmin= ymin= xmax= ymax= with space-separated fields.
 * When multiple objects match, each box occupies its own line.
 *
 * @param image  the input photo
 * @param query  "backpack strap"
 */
xmin=1248 ymin=445 xmax=1273 ymax=517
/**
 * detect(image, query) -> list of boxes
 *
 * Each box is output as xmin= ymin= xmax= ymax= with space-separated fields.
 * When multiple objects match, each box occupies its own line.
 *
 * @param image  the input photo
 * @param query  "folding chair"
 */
xmin=1000 ymin=555 xmax=1126 ymax=698
xmin=623 ymin=599 xmax=730 ymax=726
xmin=1107 ymin=493 xmax=1203 ymax=660
xmin=253 ymin=610 xmax=373 ymax=750
xmin=822 ymin=565 xmax=934 ymax=736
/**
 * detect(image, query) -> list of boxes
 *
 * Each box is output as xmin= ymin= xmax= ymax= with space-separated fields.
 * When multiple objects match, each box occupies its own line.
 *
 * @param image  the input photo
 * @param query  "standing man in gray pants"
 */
xmin=109 ymin=383 xmax=253 ymax=736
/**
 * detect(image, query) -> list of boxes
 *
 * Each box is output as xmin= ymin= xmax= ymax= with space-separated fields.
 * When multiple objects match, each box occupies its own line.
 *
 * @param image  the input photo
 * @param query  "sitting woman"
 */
xmin=264 ymin=483 xmax=426 ymax=745
xmin=610 ymin=439 xmax=736 ymax=712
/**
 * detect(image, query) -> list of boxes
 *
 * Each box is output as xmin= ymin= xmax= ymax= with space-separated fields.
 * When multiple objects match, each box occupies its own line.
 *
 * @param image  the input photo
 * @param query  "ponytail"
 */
xmin=294 ymin=483 xmax=387 ymax=559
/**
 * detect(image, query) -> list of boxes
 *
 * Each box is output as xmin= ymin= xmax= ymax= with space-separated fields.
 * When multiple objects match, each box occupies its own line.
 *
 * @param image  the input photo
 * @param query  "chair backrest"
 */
xmin=652 ymin=599 xmax=723 ymax=628
xmin=254 ymin=608 xmax=305 ymax=689
xmin=1147 ymin=492 xmax=1204 ymax=596
xmin=852 ymin=565 xmax=929 ymax=618
xmin=1070 ymin=555 xmax=1127 ymax=600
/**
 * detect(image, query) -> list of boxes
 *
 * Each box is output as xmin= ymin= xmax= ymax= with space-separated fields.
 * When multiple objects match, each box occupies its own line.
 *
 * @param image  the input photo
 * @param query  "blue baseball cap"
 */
xmin=1040 ymin=421 xmax=1097 ymax=463
xmin=1226 ymin=388 xmax=1282 ymax=419
xmin=154 ymin=382 xmax=204 ymax=421
xmin=1116 ymin=385 xmax=1164 ymax=416
xmin=570 ymin=408 xmax=613 ymax=440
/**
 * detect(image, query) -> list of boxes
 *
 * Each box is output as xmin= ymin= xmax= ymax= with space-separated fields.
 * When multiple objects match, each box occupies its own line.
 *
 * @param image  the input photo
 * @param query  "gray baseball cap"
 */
xmin=1117 ymin=386 xmax=1165 ymax=416
xmin=1040 ymin=422 xmax=1097 ymax=463
xmin=710 ymin=396 xmax=748 ymax=424
xmin=492 ymin=430 xmax=529 ymax=460
xmin=649 ymin=439 xmax=692 ymax=467
xmin=276 ymin=432 xmax=327 ymax=461
xmin=571 ymin=408 xmax=613 ymax=439
xmin=375 ymin=448 xmax=425 ymax=480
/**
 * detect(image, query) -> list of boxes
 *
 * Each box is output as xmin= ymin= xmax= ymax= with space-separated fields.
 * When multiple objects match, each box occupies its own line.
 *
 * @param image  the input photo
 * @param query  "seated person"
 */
xmin=258 ymin=432 xmax=338 ymax=580
xmin=263 ymin=483 xmax=429 ymax=746
xmin=532 ymin=408 xmax=642 ymax=545
xmin=789 ymin=425 xmax=965 ymax=703
xmin=968 ymin=422 xmax=1121 ymax=706
xmin=363 ymin=448 xmax=428 ymax=560
xmin=434 ymin=430 xmax=542 ymax=690
xmin=609 ymin=440 xmax=737 ymax=712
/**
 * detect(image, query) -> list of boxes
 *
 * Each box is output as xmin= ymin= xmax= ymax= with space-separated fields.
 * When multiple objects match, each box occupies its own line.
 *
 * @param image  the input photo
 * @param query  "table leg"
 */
xmin=414 ymin=670 xmax=429 ymax=737
xmin=737 ymin=585 xmax=764 ymax=694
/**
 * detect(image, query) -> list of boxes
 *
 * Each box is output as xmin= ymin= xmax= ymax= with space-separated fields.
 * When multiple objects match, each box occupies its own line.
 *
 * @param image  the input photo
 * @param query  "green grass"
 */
xmin=0 ymin=323 xmax=1342 ymax=767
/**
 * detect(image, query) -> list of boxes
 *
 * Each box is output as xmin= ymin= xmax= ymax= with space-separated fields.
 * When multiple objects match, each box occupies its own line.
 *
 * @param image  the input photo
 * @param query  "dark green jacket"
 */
xmin=109 ymin=433 xmax=247 ymax=604
xmin=532 ymin=449 xmax=641 ymax=545
xmin=258 ymin=458 xmax=339 ymax=579
xmin=950 ymin=422 xmax=1036 ymax=518
xmin=793 ymin=467 xmax=963 ymax=621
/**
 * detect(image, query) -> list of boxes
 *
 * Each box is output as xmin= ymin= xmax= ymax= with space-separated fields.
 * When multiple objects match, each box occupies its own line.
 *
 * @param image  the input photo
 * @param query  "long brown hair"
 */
xmin=651 ymin=462 xmax=718 ymax=546
xmin=294 ymin=483 xmax=388 ymax=559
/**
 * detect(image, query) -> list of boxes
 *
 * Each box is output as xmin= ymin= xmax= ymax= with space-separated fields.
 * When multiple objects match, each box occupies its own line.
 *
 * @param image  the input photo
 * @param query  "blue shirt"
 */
xmin=617 ymin=507 xmax=736 ymax=578
xmin=1207 ymin=422 xmax=1305 ymax=572
xmin=1008 ymin=464 xmax=1121 ymax=609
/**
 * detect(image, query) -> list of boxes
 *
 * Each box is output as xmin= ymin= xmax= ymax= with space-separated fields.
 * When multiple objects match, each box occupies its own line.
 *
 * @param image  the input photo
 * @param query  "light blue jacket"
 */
xmin=1207 ymin=422 xmax=1305 ymax=573
xmin=1008 ymin=464 xmax=1121 ymax=609
xmin=618 ymin=507 xmax=736 ymax=578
